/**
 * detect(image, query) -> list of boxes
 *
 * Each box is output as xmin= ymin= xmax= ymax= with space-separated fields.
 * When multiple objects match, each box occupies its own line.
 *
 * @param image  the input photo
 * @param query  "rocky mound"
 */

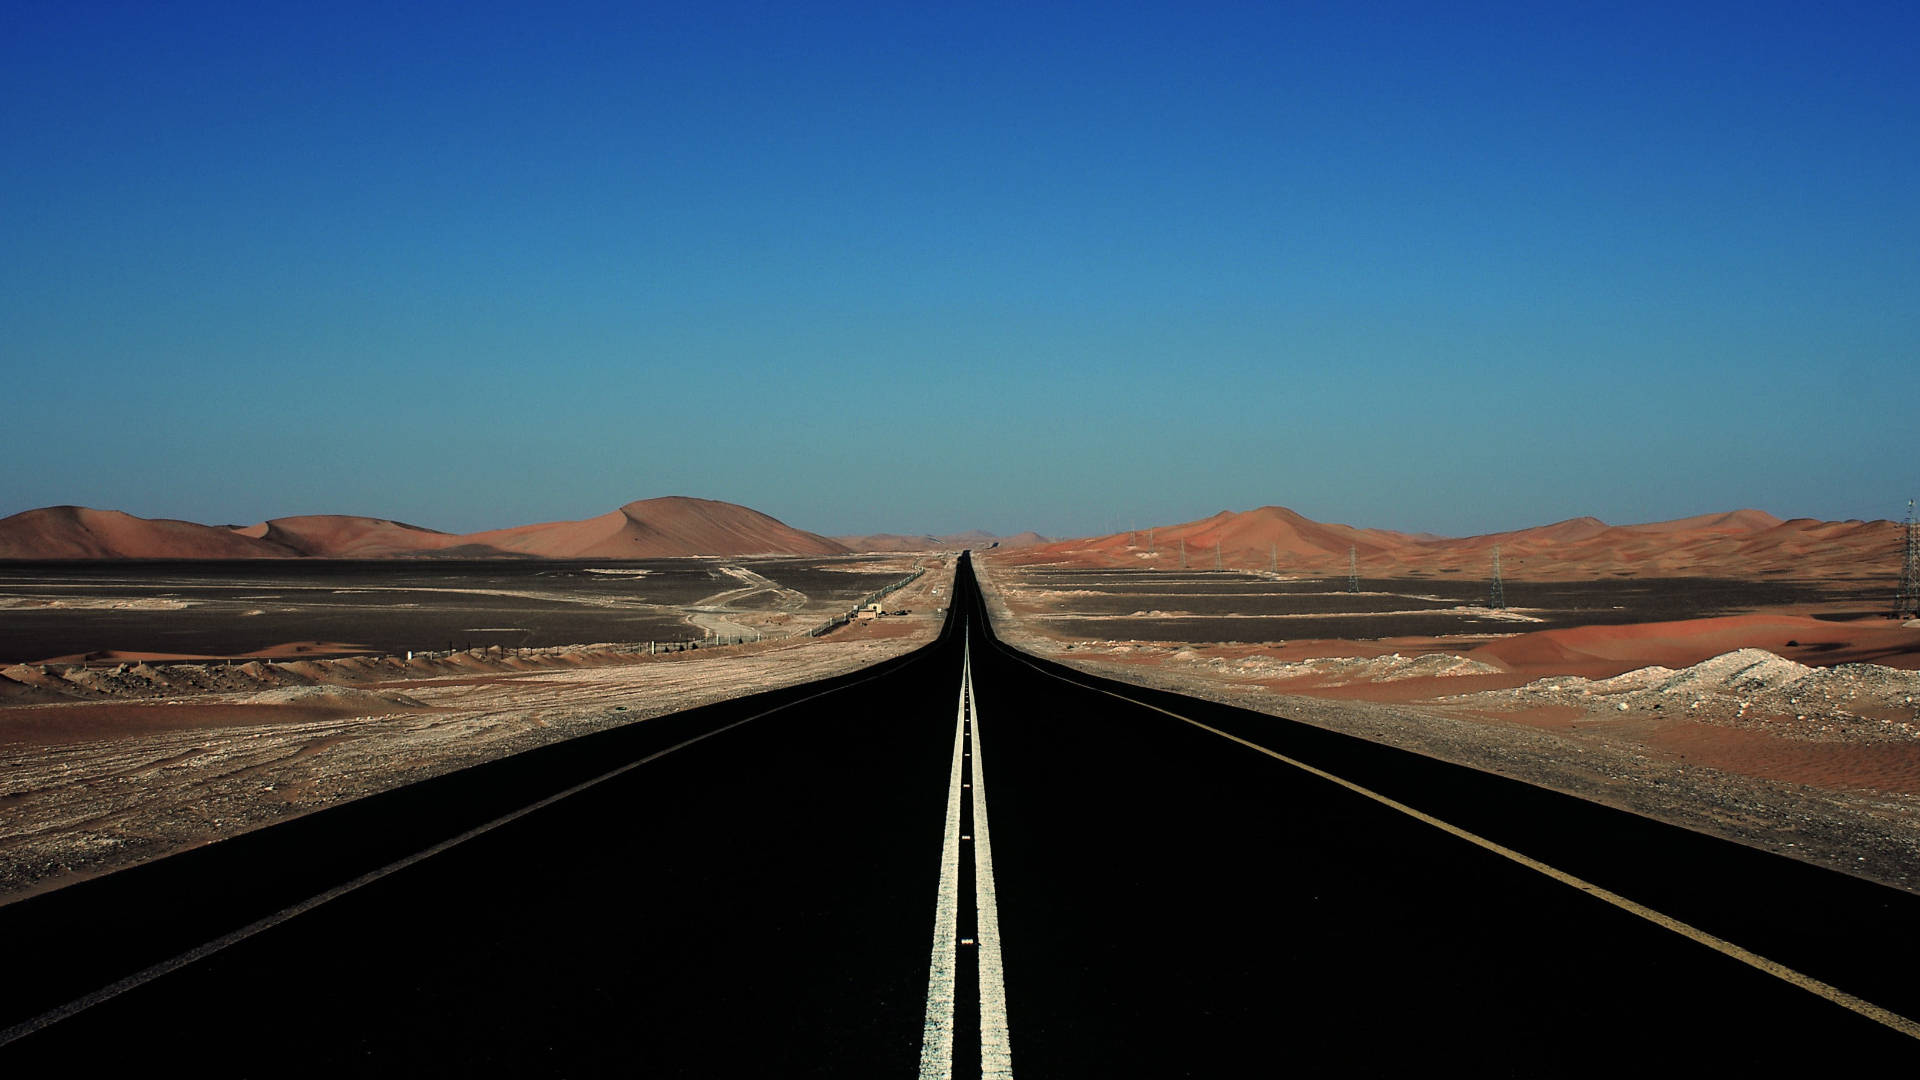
xmin=1465 ymin=648 xmax=1920 ymax=742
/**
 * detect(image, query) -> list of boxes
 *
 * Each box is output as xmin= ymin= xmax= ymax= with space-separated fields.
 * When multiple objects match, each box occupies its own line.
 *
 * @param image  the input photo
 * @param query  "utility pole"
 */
xmin=1347 ymin=546 xmax=1359 ymax=593
xmin=1490 ymin=544 xmax=1506 ymax=611
xmin=1897 ymin=499 xmax=1920 ymax=619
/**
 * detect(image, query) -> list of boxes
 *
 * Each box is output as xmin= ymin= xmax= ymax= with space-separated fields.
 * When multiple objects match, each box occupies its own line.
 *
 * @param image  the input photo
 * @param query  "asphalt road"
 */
xmin=3 ymin=554 xmax=1917 ymax=1075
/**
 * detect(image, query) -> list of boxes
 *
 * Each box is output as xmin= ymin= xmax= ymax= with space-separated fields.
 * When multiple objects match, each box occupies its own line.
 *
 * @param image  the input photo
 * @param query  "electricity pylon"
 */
xmin=1490 ymin=544 xmax=1506 ymax=611
xmin=1897 ymin=500 xmax=1920 ymax=619
xmin=1179 ymin=538 xmax=1187 ymax=569
xmin=1347 ymin=546 xmax=1359 ymax=593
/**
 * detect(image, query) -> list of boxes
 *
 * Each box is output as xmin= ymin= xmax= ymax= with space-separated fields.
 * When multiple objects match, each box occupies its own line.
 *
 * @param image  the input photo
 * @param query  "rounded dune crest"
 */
xmin=0 ymin=506 xmax=295 ymax=559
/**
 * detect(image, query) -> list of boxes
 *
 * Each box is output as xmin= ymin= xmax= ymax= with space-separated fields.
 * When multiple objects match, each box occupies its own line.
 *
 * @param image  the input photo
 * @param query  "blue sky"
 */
xmin=3 ymin=1 xmax=1915 ymax=538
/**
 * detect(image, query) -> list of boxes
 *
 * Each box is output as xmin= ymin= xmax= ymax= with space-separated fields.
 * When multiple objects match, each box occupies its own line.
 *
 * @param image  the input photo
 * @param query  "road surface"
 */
xmin=2 ymin=553 xmax=1917 ymax=1075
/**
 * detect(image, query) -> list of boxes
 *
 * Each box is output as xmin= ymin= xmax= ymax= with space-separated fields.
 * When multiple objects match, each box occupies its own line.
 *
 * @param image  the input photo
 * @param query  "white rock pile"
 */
xmin=1459 ymin=648 xmax=1920 ymax=742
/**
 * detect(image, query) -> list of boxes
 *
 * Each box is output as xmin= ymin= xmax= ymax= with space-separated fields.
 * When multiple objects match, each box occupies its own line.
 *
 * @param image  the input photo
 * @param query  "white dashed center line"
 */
xmin=920 ymin=627 xmax=1014 ymax=1078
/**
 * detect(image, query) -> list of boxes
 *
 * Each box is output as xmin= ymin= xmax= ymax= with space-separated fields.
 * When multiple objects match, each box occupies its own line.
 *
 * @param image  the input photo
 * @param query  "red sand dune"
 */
xmin=464 ymin=497 xmax=848 ymax=558
xmin=835 ymin=529 xmax=1052 ymax=552
xmin=0 ymin=497 xmax=849 ymax=560
xmin=836 ymin=533 xmax=951 ymax=553
xmin=1464 ymin=614 xmax=1920 ymax=678
xmin=239 ymin=516 xmax=463 ymax=558
xmin=0 ymin=507 xmax=296 ymax=559
xmin=995 ymin=504 xmax=1901 ymax=582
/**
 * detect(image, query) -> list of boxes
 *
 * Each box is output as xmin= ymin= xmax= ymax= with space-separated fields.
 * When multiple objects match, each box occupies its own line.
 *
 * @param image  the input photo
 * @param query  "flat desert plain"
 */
xmin=0 ymin=555 xmax=951 ymax=900
xmin=0 ymin=556 xmax=921 ymax=665
xmin=974 ymin=555 xmax=1920 ymax=895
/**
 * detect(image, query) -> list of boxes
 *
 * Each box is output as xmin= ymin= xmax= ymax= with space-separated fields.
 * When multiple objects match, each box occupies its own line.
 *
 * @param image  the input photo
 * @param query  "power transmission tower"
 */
xmin=1179 ymin=538 xmax=1187 ymax=569
xmin=1347 ymin=546 xmax=1359 ymax=593
xmin=1897 ymin=499 xmax=1920 ymax=619
xmin=1490 ymin=544 xmax=1506 ymax=611
xmin=1215 ymin=542 xmax=1222 ymax=571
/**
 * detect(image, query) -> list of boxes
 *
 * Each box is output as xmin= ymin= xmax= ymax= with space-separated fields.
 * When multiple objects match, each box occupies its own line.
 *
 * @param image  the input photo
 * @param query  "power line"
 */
xmin=1490 ymin=544 xmax=1506 ymax=611
xmin=1897 ymin=499 xmax=1919 ymax=619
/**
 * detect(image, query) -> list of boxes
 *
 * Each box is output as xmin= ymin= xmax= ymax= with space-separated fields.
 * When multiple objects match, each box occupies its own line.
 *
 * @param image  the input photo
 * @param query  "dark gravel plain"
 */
xmin=0 ymin=558 xmax=909 ymax=664
xmin=1017 ymin=568 xmax=1888 ymax=643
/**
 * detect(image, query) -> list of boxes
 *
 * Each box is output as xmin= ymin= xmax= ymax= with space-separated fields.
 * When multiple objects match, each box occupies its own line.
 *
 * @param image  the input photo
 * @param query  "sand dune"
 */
xmin=5 ymin=497 xmax=1901 ymax=574
xmin=997 ymin=504 xmax=1901 ymax=581
xmin=241 ymin=515 xmax=462 ymax=558
xmin=0 ymin=507 xmax=296 ymax=559
xmin=467 ymin=497 xmax=849 ymax=558
xmin=834 ymin=529 xmax=1052 ymax=552
xmin=1466 ymin=614 xmax=1919 ymax=679
xmin=0 ymin=497 xmax=849 ymax=560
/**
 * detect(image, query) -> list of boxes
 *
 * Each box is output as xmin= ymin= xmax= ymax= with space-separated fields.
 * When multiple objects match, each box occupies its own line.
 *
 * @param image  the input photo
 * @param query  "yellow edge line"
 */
xmin=1006 ymin=648 xmax=1920 ymax=1042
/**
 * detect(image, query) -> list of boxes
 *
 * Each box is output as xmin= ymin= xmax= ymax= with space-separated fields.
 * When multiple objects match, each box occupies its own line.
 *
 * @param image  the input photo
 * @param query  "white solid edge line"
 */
xmin=918 ymin=627 xmax=969 ymax=1079
xmin=968 ymin=642 xmax=1015 ymax=1077
xmin=1003 ymin=645 xmax=1920 ymax=1044
xmin=1 ymin=662 xmax=915 ymax=1050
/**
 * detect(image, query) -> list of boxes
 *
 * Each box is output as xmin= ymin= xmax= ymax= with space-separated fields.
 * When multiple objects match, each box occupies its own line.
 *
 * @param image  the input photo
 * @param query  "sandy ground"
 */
xmin=972 ymin=557 xmax=1920 ymax=895
xmin=0 ymin=560 xmax=954 ymax=904
xmin=13 ymin=545 xmax=1917 ymax=904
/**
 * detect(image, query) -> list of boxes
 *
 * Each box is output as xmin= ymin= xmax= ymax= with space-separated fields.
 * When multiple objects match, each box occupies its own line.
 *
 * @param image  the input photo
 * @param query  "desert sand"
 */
xmin=996 ymin=504 xmax=1904 ymax=582
xmin=0 ymin=558 xmax=953 ymax=902
xmin=7 ymin=496 xmax=1918 ymax=898
xmin=834 ymin=529 xmax=1052 ymax=552
xmin=0 ymin=496 xmax=849 ymax=560
xmin=972 ymin=551 xmax=1920 ymax=894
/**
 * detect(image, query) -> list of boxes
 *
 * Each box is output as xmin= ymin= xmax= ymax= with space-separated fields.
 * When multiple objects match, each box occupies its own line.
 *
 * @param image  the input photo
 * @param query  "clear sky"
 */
xmin=4 ymin=1 xmax=1916 ymax=539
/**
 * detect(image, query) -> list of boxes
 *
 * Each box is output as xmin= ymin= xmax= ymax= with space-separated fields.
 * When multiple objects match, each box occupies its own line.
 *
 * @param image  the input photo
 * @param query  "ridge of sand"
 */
xmin=0 ymin=507 xmax=297 ymax=560
xmin=1469 ymin=614 xmax=1917 ymax=678
xmin=247 ymin=515 xmax=459 ymax=558
xmin=462 ymin=497 xmax=849 ymax=558
xmin=998 ymin=504 xmax=1900 ymax=581
xmin=0 ymin=497 xmax=851 ymax=560
xmin=834 ymin=529 xmax=1053 ymax=552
